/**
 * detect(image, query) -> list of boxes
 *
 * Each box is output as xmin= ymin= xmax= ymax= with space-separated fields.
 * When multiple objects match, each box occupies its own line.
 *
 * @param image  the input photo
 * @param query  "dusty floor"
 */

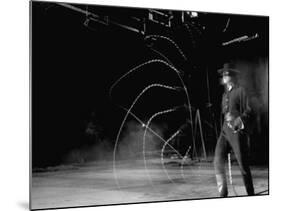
xmin=31 ymin=159 xmax=269 ymax=210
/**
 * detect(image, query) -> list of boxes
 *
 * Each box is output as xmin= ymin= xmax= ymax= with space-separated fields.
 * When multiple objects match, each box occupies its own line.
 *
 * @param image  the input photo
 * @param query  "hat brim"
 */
xmin=217 ymin=67 xmax=240 ymax=75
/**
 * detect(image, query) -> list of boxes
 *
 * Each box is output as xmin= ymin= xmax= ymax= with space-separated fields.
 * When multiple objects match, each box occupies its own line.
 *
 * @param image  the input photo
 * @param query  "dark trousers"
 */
xmin=214 ymin=122 xmax=254 ymax=196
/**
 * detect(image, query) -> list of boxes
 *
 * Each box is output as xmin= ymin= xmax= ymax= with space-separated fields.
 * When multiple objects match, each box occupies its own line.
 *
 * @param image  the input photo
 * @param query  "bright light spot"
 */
xmin=191 ymin=12 xmax=198 ymax=17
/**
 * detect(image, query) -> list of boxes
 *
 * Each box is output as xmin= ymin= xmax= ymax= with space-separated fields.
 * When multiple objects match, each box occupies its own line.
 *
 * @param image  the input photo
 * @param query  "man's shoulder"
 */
xmin=230 ymin=85 xmax=247 ymax=98
xmin=233 ymin=85 xmax=245 ymax=93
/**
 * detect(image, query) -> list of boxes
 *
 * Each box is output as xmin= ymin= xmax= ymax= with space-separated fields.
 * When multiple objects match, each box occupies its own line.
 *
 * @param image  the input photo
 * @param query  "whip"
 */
xmin=228 ymin=152 xmax=238 ymax=196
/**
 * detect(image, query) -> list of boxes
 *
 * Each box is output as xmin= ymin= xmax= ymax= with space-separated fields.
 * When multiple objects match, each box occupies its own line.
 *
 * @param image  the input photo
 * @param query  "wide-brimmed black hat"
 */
xmin=217 ymin=63 xmax=240 ymax=76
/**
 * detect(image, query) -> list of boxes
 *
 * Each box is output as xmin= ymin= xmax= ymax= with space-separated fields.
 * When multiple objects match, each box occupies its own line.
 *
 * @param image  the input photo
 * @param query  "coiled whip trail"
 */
xmin=110 ymin=37 xmax=197 ymax=189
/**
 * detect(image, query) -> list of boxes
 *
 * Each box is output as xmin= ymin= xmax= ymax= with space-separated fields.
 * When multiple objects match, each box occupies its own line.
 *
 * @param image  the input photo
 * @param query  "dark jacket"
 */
xmin=222 ymin=85 xmax=252 ymax=132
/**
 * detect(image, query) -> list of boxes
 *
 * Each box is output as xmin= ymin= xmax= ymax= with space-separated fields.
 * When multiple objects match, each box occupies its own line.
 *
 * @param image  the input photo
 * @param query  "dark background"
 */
xmin=32 ymin=1 xmax=269 ymax=167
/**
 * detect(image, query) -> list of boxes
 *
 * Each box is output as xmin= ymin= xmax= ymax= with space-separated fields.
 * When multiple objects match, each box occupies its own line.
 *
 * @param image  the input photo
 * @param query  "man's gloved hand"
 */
xmin=225 ymin=113 xmax=244 ymax=133
xmin=233 ymin=117 xmax=244 ymax=132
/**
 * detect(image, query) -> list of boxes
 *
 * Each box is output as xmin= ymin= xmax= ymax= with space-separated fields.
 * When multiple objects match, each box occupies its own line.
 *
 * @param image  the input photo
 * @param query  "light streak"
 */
xmin=142 ymin=108 xmax=178 ymax=186
xmin=112 ymin=84 xmax=178 ymax=189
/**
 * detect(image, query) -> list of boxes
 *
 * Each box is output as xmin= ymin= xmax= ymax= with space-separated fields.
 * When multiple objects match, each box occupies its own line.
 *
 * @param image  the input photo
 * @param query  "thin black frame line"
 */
xmin=30 ymin=0 xmax=269 ymax=18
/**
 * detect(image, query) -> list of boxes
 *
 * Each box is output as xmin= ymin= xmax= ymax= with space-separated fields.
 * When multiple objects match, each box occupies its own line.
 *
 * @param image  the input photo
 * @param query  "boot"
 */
xmin=216 ymin=174 xmax=228 ymax=197
xmin=242 ymin=173 xmax=255 ymax=196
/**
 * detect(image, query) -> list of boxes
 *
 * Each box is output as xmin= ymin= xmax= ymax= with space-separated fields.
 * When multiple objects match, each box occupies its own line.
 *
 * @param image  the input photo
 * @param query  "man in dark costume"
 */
xmin=214 ymin=63 xmax=254 ymax=197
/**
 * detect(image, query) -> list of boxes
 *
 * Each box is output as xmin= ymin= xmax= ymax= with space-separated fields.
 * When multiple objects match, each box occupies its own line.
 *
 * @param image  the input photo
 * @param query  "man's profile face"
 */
xmin=222 ymin=75 xmax=231 ymax=84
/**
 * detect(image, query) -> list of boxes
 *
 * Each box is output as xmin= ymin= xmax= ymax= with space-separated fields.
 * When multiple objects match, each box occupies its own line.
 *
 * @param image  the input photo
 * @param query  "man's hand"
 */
xmin=226 ymin=116 xmax=244 ymax=133
xmin=233 ymin=117 xmax=244 ymax=131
